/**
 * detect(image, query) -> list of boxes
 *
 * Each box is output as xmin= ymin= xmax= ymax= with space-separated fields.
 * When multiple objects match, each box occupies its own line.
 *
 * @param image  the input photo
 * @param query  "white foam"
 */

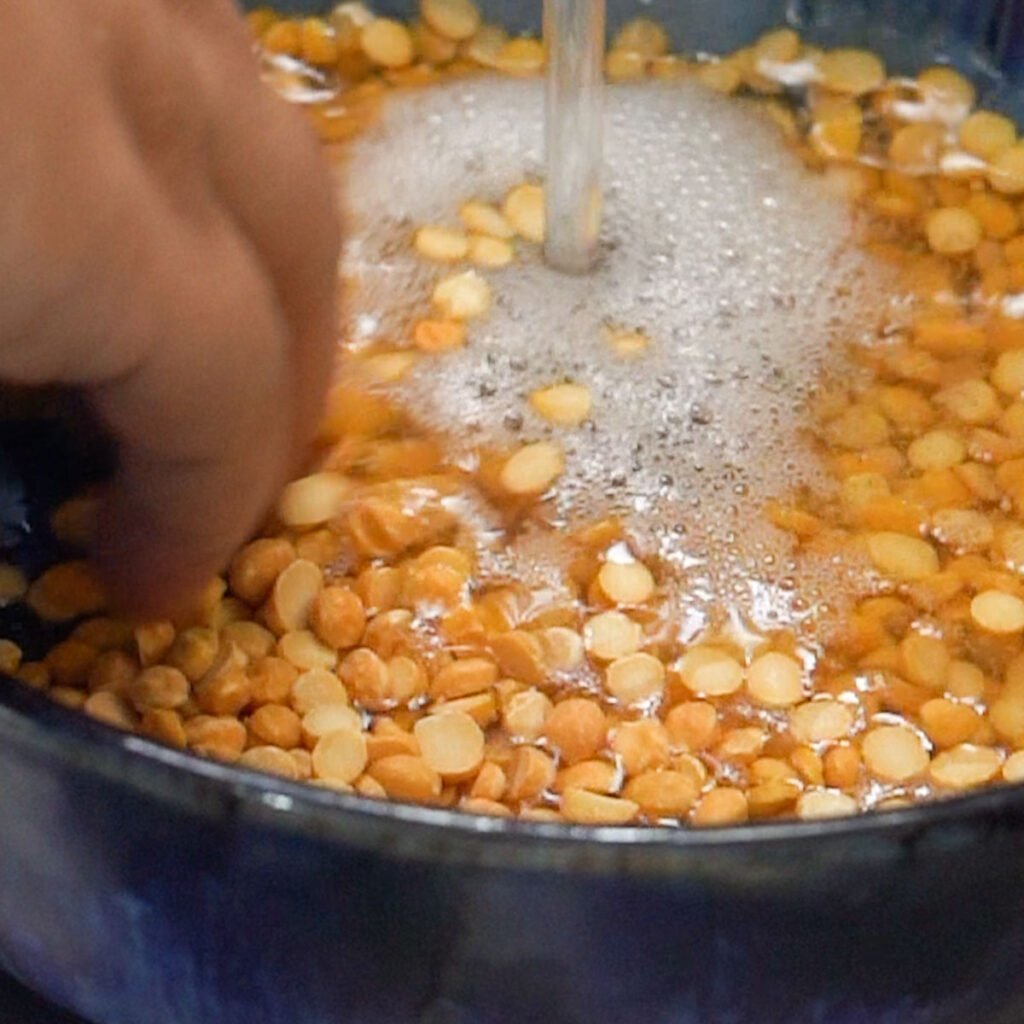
xmin=338 ymin=78 xmax=892 ymax=646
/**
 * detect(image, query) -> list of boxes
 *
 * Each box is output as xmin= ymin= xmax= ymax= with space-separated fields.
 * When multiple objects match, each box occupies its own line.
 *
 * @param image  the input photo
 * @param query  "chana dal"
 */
xmin=5 ymin=3 xmax=1024 ymax=829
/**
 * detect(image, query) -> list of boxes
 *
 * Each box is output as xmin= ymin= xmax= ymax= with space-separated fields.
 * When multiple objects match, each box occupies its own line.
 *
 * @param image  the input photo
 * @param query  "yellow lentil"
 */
xmin=796 ymin=789 xmax=858 ymax=820
xmin=277 ymin=472 xmax=350 ymax=528
xmin=611 ymin=719 xmax=670 ymax=776
xmin=466 ymin=234 xmax=514 ymax=268
xmin=19 ymin=11 xmax=1024 ymax=831
xmin=1003 ymin=750 xmax=1024 ymax=782
xmin=989 ymin=145 xmax=1024 ymax=195
xmin=818 ymin=48 xmax=885 ymax=96
xmin=291 ymin=667 xmax=349 ymax=714
xmin=665 ymin=701 xmax=719 ymax=751
xmin=861 ymin=724 xmax=929 ymax=782
xmin=459 ymin=200 xmax=514 ymax=238
xmin=499 ymin=441 xmax=564 ymax=495
xmin=248 ymin=703 xmax=303 ymax=749
xmin=605 ymin=652 xmax=665 ymax=705
xmin=537 ymin=626 xmax=584 ymax=671
xmin=926 ymin=208 xmax=983 ymax=256
xmin=866 ymin=533 xmax=940 ymax=581
xmin=677 ymin=647 xmax=744 ymax=697
xmin=492 ymin=37 xmax=545 ymax=77
xmin=583 ymin=610 xmax=642 ymax=661
xmin=596 ymin=560 xmax=655 ymax=605
xmin=128 ymin=666 xmax=190 ymax=712
xmin=415 ymin=224 xmax=470 ymax=262
xmin=561 ymin=788 xmax=639 ymax=825
xmin=411 ymin=19 xmax=458 ymax=62
xmin=313 ymin=728 xmax=368 ymax=784
xmin=265 ymin=559 xmax=323 ymax=635
xmin=692 ymin=788 xmax=748 ymax=826
xmin=302 ymin=704 xmax=363 ymax=748
xmin=240 ymin=746 xmax=301 ymax=780
xmin=612 ymin=18 xmax=668 ymax=58
xmin=502 ymin=688 xmax=553 ymax=742
xmin=959 ymin=110 xmax=1017 ymax=159
xmin=432 ymin=270 xmax=492 ymax=320
xmin=367 ymin=754 xmax=443 ymax=802
xmin=746 ymin=652 xmax=805 ymax=708
xmin=929 ymin=743 xmax=1003 ymax=789
xmin=502 ymin=183 xmax=545 ymax=242
xmin=421 ymin=0 xmax=480 ymax=41
xmin=971 ymin=590 xmax=1024 ymax=634
xmin=414 ymin=710 xmax=485 ymax=780
xmin=310 ymin=587 xmax=366 ymax=651
xmin=506 ymin=746 xmax=556 ymax=802
xmin=623 ymin=769 xmax=700 ymax=819
xmin=529 ymin=383 xmax=592 ymax=426
xmin=360 ymin=18 xmax=415 ymax=68
xmin=544 ymin=698 xmax=607 ymax=764
xmin=278 ymin=630 xmax=338 ymax=671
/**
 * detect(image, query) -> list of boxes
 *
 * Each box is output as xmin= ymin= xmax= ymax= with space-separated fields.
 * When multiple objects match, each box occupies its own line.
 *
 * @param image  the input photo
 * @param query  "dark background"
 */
xmin=0 ymin=971 xmax=83 ymax=1024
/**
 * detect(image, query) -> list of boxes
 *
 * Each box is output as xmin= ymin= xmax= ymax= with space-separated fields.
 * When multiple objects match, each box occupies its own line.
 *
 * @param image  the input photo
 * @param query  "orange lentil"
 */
xmin=623 ymin=769 xmax=701 ymax=819
xmin=692 ymin=788 xmax=749 ymax=827
xmin=139 ymin=708 xmax=187 ymax=749
xmin=229 ymin=538 xmax=296 ymax=607
xmin=248 ymin=704 xmax=303 ymax=750
xmin=16 ymin=16 xmax=1024 ymax=830
xmin=185 ymin=716 xmax=248 ymax=762
xmin=543 ymin=698 xmax=607 ymax=764
xmin=44 ymin=640 xmax=97 ymax=688
xmin=367 ymin=754 xmax=443 ymax=803
xmin=430 ymin=657 xmax=499 ymax=700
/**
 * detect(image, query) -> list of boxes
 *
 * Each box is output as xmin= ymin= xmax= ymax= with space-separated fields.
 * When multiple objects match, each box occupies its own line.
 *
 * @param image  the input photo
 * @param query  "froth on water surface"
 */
xmin=339 ymin=78 xmax=894 ymax=644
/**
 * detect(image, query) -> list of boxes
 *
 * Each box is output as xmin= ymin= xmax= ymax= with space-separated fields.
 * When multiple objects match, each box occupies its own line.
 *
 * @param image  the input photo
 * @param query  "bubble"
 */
xmin=339 ymin=78 xmax=892 ymax=637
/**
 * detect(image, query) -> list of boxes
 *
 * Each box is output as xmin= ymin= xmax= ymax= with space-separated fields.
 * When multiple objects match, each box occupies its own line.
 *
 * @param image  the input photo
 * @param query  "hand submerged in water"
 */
xmin=0 ymin=0 xmax=340 ymax=616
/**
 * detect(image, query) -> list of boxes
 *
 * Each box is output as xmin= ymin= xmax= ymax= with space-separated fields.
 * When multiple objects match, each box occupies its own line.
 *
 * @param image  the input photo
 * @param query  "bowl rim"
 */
xmin=4 ymin=675 xmax=1024 ymax=873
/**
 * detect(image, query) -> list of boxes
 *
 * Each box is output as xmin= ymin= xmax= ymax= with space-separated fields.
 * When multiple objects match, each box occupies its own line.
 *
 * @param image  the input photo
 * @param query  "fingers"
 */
xmin=90 ymin=2 xmax=339 ymax=616
xmin=183 ymin=5 xmax=341 ymax=464
xmin=0 ymin=0 xmax=340 ymax=619
xmin=91 ymin=214 xmax=294 ymax=618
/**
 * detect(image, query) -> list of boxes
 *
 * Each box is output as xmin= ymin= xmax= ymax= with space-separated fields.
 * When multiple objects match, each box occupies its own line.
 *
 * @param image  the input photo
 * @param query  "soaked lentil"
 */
xmin=7 ymin=4 xmax=1024 ymax=827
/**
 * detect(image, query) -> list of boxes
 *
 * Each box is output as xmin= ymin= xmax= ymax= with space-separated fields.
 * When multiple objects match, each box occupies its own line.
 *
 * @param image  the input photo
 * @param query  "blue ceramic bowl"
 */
xmin=4 ymin=4 xmax=1024 ymax=1022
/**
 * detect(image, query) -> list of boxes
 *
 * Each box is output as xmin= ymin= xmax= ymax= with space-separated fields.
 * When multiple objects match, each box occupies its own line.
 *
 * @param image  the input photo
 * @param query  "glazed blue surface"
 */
xmin=5 ymin=2 xmax=1024 ymax=1021
xmin=4 ymin=429 xmax=1024 ymax=1024
xmin=4 ymin=656 xmax=1024 ymax=1024
xmin=4 ymin=668 xmax=1024 ymax=1024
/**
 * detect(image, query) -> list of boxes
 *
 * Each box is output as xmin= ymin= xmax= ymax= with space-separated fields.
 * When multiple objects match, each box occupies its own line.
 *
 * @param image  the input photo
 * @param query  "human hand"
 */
xmin=0 ymin=0 xmax=339 ymax=617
